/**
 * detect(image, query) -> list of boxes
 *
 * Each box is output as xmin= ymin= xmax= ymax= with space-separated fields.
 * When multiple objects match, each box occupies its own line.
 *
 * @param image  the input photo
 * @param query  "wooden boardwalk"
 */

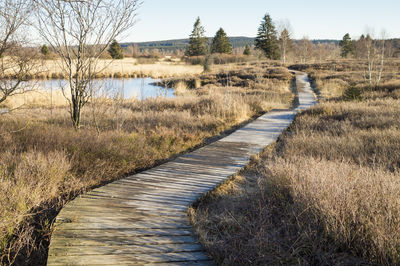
xmin=47 ymin=73 xmax=316 ymax=265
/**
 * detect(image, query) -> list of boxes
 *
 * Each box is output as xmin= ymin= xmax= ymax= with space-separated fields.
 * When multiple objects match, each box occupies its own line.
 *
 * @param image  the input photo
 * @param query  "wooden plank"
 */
xmin=78 ymin=195 xmax=192 ymax=209
xmin=53 ymin=228 xmax=195 ymax=239
xmin=129 ymin=171 xmax=227 ymax=183
xmin=81 ymin=193 xmax=193 ymax=206
xmin=50 ymin=235 xmax=200 ymax=247
xmin=47 ymin=251 xmax=211 ymax=265
xmin=113 ymin=179 xmax=216 ymax=192
xmin=48 ymin=243 xmax=205 ymax=256
xmin=55 ymin=220 xmax=191 ymax=231
xmin=58 ymin=210 xmax=188 ymax=221
xmin=88 ymin=185 xmax=200 ymax=200
xmin=105 ymin=178 xmax=214 ymax=191
xmin=124 ymin=175 xmax=219 ymax=189
xmin=68 ymin=195 xmax=190 ymax=208
xmin=104 ymin=179 xmax=216 ymax=193
xmin=64 ymin=201 xmax=189 ymax=214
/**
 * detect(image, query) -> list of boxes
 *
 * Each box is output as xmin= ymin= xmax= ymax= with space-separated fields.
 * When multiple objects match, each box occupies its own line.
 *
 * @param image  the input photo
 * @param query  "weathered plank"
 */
xmin=49 ymin=243 xmax=205 ymax=256
xmin=56 ymin=220 xmax=192 ymax=231
xmin=47 ymin=73 xmax=316 ymax=265
xmin=47 ymin=251 xmax=211 ymax=265
xmin=49 ymin=235 xmax=200 ymax=247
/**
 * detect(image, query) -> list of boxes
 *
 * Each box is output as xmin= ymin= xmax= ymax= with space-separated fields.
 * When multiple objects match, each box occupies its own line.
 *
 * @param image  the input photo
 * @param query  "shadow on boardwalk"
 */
xmin=47 ymin=72 xmax=316 ymax=265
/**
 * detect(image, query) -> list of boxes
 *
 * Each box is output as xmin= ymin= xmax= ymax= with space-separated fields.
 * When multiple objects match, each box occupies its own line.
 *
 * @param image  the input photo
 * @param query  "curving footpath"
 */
xmin=47 ymin=72 xmax=316 ymax=265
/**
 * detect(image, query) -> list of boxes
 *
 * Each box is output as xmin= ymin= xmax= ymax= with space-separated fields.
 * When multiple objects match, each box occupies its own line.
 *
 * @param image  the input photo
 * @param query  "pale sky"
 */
xmin=125 ymin=0 xmax=400 ymax=42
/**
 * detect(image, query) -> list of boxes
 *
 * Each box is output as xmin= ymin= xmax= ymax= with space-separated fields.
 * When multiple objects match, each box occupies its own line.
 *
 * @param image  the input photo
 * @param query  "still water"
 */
xmin=37 ymin=78 xmax=175 ymax=100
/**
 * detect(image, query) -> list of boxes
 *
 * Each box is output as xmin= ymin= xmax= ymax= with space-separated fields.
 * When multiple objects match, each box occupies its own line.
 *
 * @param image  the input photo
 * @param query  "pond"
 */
xmin=36 ymin=77 xmax=175 ymax=100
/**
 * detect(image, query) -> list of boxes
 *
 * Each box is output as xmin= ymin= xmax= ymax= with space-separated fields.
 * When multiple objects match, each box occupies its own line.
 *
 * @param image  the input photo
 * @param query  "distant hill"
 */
xmin=311 ymin=39 xmax=340 ymax=44
xmin=122 ymin=37 xmax=255 ymax=52
xmin=123 ymin=38 xmax=399 ymax=55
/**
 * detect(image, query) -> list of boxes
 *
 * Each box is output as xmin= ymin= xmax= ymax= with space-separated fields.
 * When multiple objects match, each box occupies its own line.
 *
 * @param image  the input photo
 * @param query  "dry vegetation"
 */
xmin=39 ymin=58 xmax=203 ymax=79
xmin=190 ymin=59 xmax=400 ymax=265
xmin=0 ymin=62 xmax=293 ymax=265
xmin=0 ymin=89 xmax=68 ymax=110
xmin=0 ymin=57 xmax=203 ymax=80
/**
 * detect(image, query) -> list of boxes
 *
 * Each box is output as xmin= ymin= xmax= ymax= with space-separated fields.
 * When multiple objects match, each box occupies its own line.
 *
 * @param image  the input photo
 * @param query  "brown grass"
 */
xmin=0 ymin=62 xmax=293 ymax=265
xmin=1 ymin=58 xmax=203 ymax=80
xmin=1 ymin=90 xmax=68 ymax=109
xmin=190 ymin=60 xmax=400 ymax=265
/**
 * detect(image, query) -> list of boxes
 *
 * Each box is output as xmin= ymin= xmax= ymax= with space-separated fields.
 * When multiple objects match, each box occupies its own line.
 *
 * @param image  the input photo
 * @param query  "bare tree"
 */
xmin=314 ymin=42 xmax=328 ymax=63
xmin=0 ymin=0 xmax=40 ymax=108
xmin=127 ymin=44 xmax=140 ymax=58
xmin=34 ymin=0 xmax=141 ymax=129
xmin=313 ymin=42 xmax=339 ymax=63
xmin=296 ymin=37 xmax=314 ymax=63
xmin=354 ymin=35 xmax=367 ymax=59
xmin=277 ymin=20 xmax=293 ymax=65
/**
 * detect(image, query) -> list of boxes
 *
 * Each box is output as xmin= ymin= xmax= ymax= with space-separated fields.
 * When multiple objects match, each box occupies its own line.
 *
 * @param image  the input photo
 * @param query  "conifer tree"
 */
xmin=185 ymin=17 xmax=208 ymax=56
xmin=108 ymin=40 xmax=124 ymax=59
xmin=255 ymin=13 xmax=280 ymax=59
xmin=41 ymin=44 xmax=50 ymax=56
xmin=243 ymin=44 xmax=251 ymax=56
xmin=339 ymin=33 xmax=355 ymax=58
xmin=211 ymin=28 xmax=232 ymax=54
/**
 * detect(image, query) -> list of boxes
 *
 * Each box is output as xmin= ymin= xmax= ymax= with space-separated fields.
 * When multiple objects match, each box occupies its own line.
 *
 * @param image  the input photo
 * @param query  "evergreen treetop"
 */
xmin=255 ymin=13 xmax=280 ymax=60
xmin=41 ymin=44 xmax=50 ymax=56
xmin=339 ymin=33 xmax=355 ymax=58
xmin=185 ymin=17 xmax=208 ymax=56
xmin=243 ymin=44 xmax=251 ymax=56
xmin=211 ymin=28 xmax=232 ymax=54
xmin=108 ymin=40 xmax=124 ymax=59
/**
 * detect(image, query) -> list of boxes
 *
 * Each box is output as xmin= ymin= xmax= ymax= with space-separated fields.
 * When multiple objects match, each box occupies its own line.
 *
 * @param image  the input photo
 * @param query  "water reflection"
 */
xmin=37 ymin=78 xmax=175 ymax=100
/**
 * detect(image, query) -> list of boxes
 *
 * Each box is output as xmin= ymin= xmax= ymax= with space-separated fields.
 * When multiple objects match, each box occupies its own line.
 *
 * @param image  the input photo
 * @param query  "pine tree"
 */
xmin=185 ymin=17 xmax=208 ymax=56
xmin=339 ymin=33 xmax=354 ymax=58
xmin=108 ymin=40 xmax=124 ymax=59
xmin=255 ymin=13 xmax=280 ymax=60
xmin=243 ymin=44 xmax=251 ymax=56
xmin=211 ymin=28 xmax=232 ymax=54
xmin=41 ymin=44 xmax=50 ymax=56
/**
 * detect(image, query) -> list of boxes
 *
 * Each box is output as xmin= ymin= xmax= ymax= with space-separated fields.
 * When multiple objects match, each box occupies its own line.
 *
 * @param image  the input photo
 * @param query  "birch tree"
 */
xmin=375 ymin=31 xmax=387 ymax=86
xmin=277 ymin=20 xmax=293 ymax=65
xmin=358 ymin=31 xmax=387 ymax=86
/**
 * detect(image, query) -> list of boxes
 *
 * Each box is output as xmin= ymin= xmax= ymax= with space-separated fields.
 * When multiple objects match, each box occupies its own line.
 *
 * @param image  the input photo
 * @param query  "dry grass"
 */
xmin=1 ymin=90 xmax=68 ymax=109
xmin=0 ymin=58 xmax=203 ymax=80
xmin=37 ymin=58 xmax=203 ymax=79
xmin=191 ymin=60 xmax=400 ymax=265
xmin=0 ymin=62 xmax=293 ymax=265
